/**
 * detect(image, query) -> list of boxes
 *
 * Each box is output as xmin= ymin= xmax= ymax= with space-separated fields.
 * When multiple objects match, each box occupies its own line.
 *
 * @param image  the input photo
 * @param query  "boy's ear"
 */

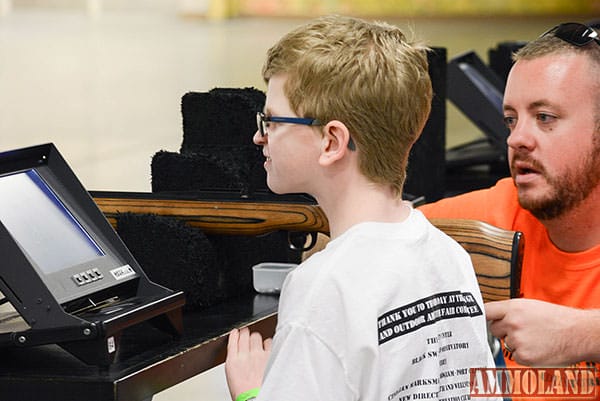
xmin=318 ymin=120 xmax=353 ymax=166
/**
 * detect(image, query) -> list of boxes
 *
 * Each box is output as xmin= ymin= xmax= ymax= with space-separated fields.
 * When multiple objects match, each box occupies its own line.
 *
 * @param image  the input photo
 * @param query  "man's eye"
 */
xmin=503 ymin=116 xmax=516 ymax=128
xmin=537 ymin=113 xmax=556 ymax=123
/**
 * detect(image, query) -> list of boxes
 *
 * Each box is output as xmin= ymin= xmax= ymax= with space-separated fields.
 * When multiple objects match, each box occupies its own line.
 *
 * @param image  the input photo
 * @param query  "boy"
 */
xmin=225 ymin=15 xmax=497 ymax=401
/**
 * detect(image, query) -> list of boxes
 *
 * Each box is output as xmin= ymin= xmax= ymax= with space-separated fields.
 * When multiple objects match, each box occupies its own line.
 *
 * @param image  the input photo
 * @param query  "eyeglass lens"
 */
xmin=256 ymin=112 xmax=266 ymax=136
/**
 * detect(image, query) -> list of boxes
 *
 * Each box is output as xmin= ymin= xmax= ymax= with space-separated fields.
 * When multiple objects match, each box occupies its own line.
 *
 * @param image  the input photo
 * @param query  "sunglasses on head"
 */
xmin=541 ymin=22 xmax=599 ymax=47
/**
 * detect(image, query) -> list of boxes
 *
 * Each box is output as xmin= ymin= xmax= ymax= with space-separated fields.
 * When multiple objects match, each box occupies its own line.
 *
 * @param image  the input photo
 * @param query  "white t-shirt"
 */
xmin=258 ymin=209 xmax=498 ymax=401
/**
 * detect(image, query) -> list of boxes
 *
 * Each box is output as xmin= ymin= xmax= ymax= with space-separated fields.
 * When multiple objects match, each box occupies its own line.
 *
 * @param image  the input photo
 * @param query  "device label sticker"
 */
xmin=107 ymin=336 xmax=116 ymax=354
xmin=110 ymin=265 xmax=136 ymax=281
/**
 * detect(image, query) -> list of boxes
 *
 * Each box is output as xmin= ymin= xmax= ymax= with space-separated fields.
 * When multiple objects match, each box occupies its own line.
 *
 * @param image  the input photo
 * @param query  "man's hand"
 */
xmin=486 ymin=299 xmax=599 ymax=366
xmin=225 ymin=327 xmax=273 ymax=401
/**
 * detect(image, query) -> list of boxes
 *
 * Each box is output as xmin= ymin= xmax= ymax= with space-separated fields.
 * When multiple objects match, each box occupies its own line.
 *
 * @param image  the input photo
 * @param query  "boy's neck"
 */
xmin=317 ymin=183 xmax=411 ymax=240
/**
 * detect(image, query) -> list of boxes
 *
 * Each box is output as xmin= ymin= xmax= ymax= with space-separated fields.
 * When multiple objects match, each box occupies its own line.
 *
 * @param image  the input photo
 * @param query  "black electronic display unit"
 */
xmin=447 ymin=50 xmax=509 ymax=170
xmin=0 ymin=143 xmax=185 ymax=366
xmin=447 ymin=51 xmax=506 ymax=147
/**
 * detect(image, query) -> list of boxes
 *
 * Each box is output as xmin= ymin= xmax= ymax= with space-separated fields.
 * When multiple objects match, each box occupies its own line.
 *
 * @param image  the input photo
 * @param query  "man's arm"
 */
xmin=486 ymin=299 xmax=600 ymax=366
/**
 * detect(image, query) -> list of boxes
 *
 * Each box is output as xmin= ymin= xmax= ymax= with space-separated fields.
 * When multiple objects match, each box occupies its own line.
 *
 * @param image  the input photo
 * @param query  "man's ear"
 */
xmin=318 ymin=120 xmax=353 ymax=166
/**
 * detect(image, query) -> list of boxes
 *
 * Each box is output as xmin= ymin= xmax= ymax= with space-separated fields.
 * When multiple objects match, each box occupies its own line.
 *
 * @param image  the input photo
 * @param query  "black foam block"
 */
xmin=116 ymin=213 xmax=303 ymax=310
xmin=115 ymin=213 xmax=223 ymax=310
xmin=143 ymin=87 xmax=304 ymax=309
xmin=151 ymin=149 xmax=267 ymax=194
xmin=181 ymin=88 xmax=266 ymax=153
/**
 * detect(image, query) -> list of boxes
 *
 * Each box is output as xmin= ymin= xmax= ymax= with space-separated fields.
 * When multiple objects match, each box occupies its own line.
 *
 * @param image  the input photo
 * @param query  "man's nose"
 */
xmin=506 ymin=119 xmax=535 ymax=151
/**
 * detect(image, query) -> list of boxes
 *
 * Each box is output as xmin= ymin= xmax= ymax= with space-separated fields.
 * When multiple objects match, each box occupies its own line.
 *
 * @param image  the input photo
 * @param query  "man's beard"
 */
xmin=512 ymin=137 xmax=600 ymax=221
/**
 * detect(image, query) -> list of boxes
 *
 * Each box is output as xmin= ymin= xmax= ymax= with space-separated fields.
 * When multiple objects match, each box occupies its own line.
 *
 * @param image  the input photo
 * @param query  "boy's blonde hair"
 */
xmin=263 ymin=15 xmax=432 ymax=197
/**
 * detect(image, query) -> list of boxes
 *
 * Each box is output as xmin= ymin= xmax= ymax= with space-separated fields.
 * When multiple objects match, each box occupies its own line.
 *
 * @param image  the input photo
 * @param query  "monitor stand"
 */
xmin=0 ymin=283 xmax=185 ymax=367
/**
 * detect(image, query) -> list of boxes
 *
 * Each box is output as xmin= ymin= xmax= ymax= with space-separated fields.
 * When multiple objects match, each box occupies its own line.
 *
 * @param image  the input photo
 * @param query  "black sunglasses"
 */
xmin=541 ymin=22 xmax=599 ymax=47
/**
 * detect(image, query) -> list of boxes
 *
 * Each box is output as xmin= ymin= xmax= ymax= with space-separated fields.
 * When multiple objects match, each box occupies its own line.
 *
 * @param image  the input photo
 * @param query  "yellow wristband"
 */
xmin=236 ymin=387 xmax=260 ymax=401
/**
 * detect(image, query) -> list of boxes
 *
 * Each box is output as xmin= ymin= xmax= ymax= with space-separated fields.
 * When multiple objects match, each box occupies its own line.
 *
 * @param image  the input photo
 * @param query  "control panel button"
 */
xmin=85 ymin=269 xmax=97 ymax=281
xmin=72 ymin=268 xmax=104 ymax=286
xmin=81 ymin=272 xmax=91 ymax=283
xmin=72 ymin=274 xmax=85 ymax=286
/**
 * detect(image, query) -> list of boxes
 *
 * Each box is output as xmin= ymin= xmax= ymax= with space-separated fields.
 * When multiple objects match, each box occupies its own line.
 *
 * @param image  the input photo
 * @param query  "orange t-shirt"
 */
xmin=420 ymin=177 xmax=600 ymax=399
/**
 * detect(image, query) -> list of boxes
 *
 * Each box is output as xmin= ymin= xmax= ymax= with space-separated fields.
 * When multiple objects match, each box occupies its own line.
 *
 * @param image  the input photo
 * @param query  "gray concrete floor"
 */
xmin=0 ymin=4 xmax=585 ymax=400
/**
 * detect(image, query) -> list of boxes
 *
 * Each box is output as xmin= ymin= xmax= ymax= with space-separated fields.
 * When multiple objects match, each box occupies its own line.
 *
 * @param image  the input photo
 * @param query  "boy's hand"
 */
xmin=225 ymin=327 xmax=273 ymax=401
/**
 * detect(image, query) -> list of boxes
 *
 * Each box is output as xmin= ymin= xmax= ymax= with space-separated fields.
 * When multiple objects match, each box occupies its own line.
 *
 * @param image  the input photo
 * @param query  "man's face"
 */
xmin=503 ymin=52 xmax=600 ymax=220
xmin=253 ymin=74 xmax=321 ymax=195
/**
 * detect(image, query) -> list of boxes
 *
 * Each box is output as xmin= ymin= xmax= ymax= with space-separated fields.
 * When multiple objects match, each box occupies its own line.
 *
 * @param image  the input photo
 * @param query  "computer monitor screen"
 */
xmin=0 ymin=169 xmax=104 ymax=274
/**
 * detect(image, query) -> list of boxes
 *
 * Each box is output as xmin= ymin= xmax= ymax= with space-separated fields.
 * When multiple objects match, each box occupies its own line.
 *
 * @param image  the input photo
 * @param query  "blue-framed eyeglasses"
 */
xmin=541 ymin=22 xmax=599 ymax=47
xmin=256 ymin=111 xmax=322 ymax=137
xmin=256 ymin=111 xmax=356 ymax=150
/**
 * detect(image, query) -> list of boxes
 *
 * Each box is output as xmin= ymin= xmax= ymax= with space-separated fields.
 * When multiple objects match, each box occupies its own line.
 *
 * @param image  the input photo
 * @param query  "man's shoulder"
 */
xmin=418 ymin=178 xmax=520 ymax=228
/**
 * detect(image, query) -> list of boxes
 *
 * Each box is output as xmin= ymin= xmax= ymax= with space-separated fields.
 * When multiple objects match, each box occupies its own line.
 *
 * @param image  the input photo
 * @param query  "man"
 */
xmin=420 ymin=22 xmax=600 ymax=390
xmin=224 ymin=15 xmax=498 ymax=401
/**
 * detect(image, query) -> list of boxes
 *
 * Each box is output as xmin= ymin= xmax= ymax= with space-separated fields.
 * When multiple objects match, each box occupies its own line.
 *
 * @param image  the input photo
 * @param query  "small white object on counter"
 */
xmin=252 ymin=262 xmax=298 ymax=294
